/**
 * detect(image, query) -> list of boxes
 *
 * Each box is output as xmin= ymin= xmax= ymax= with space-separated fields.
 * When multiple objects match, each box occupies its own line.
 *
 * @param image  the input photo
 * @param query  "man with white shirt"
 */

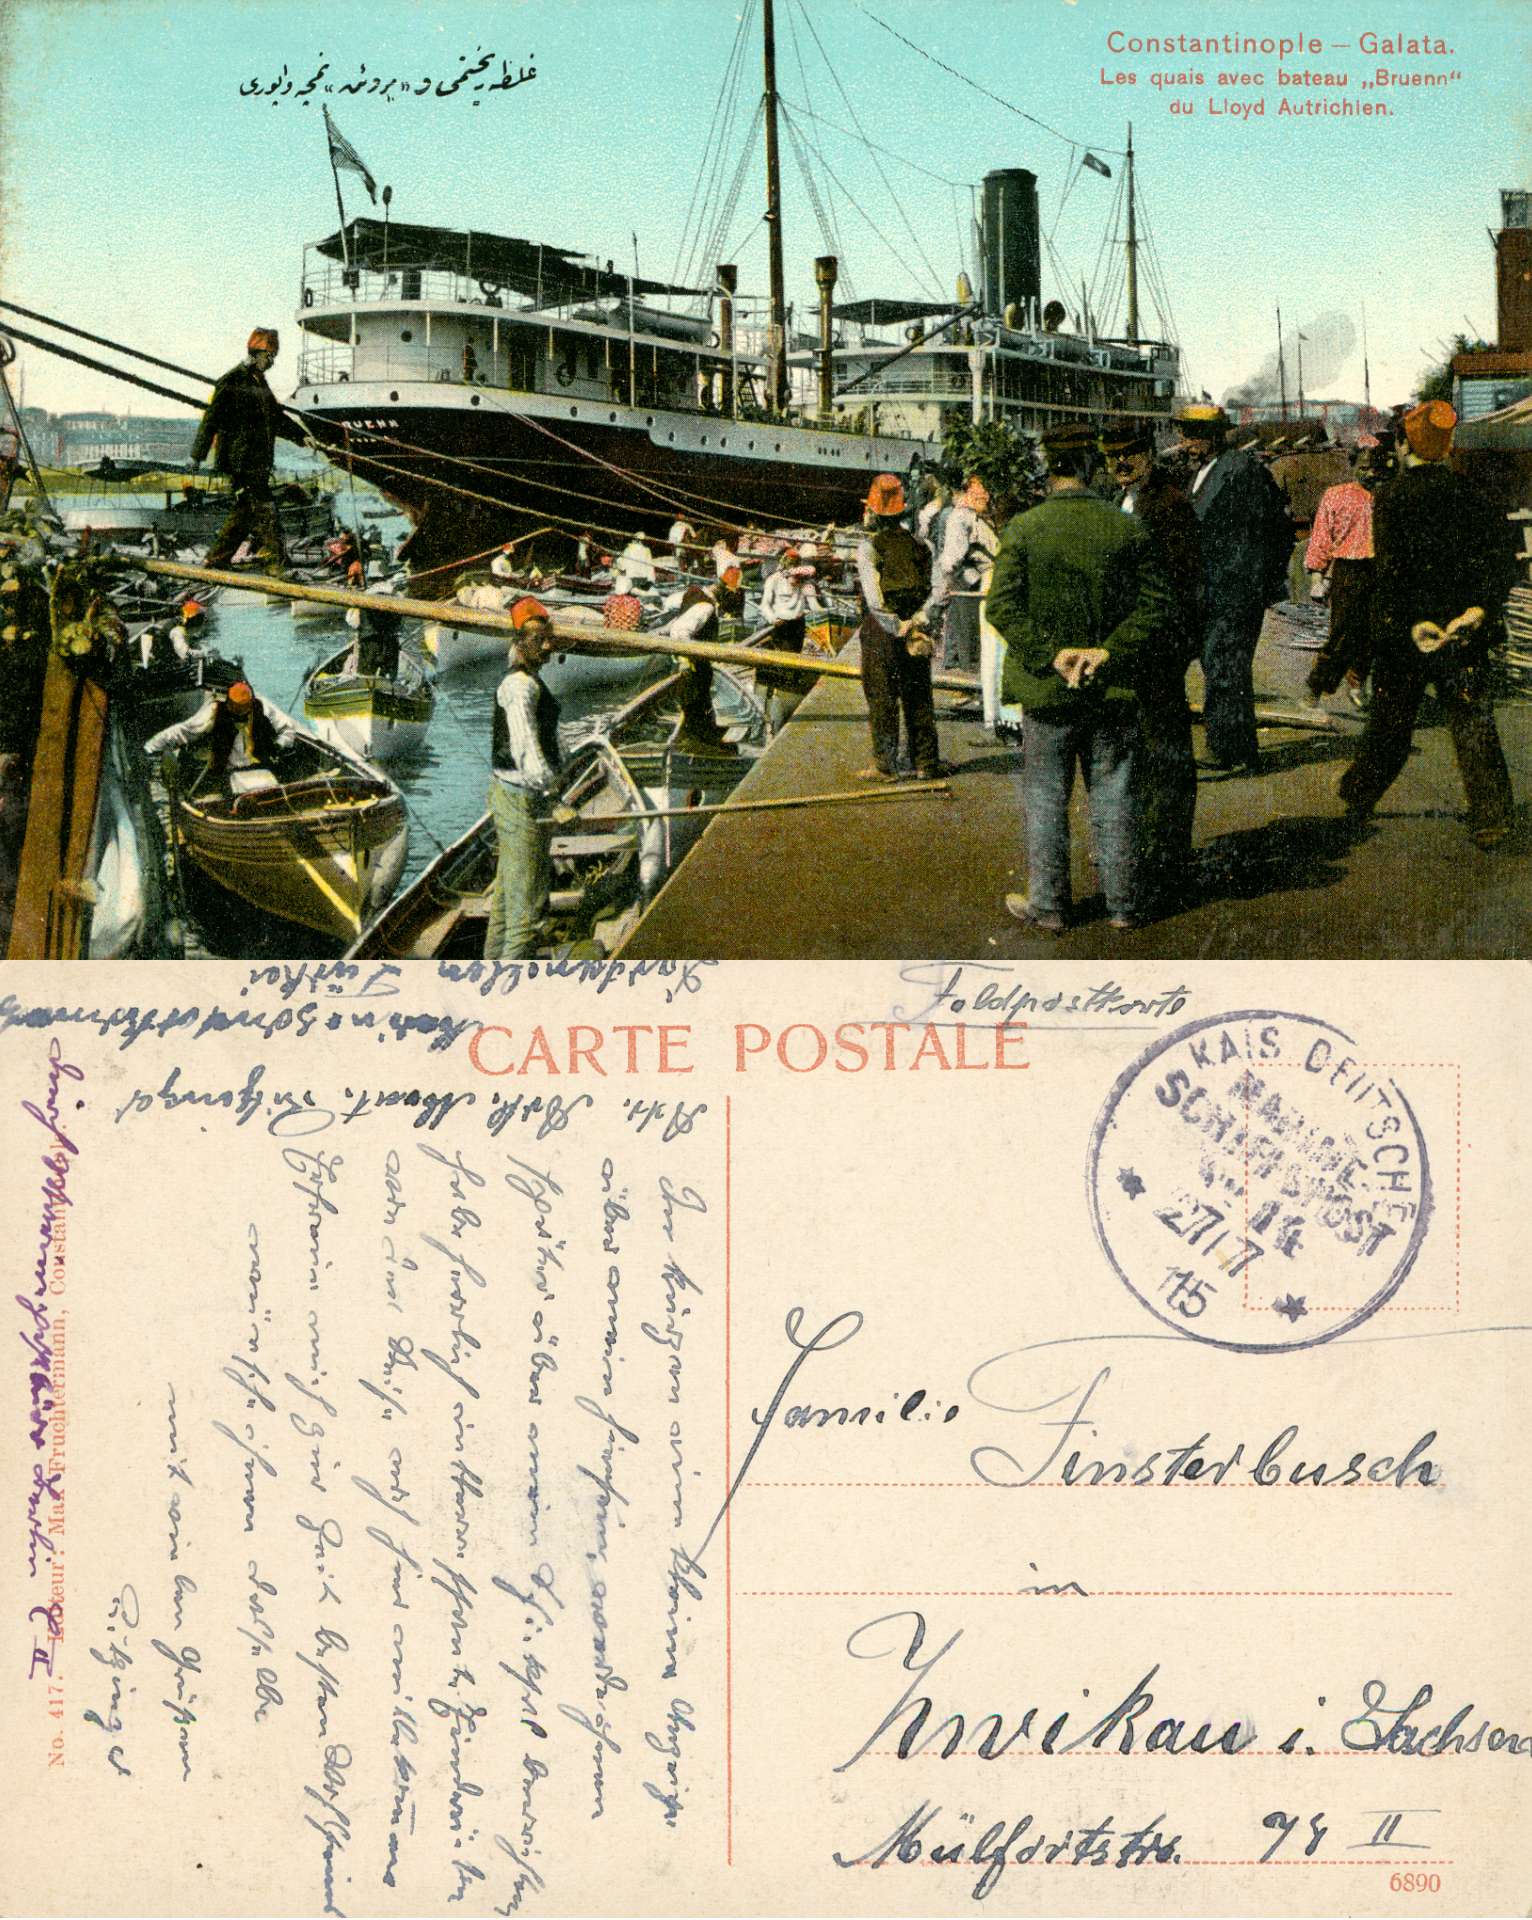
xmin=661 ymin=581 xmax=734 ymax=751
xmin=928 ymin=471 xmax=998 ymax=699
xmin=1174 ymin=402 xmax=1292 ymax=777
xmin=915 ymin=475 xmax=949 ymax=546
xmin=144 ymin=679 xmax=300 ymax=797
xmin=484 ymin=598 xmax=571 ymax=960
xmin=666 ymin=517 xmax=697 ymax=567
xmin=756 ymin=547 xmax=825 ymax=734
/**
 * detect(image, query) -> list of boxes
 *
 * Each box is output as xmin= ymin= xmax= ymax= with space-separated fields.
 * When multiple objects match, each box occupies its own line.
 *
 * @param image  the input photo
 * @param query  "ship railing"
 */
xmin=835 ymin=366 xmax=974 ymax=399
xmin=299 ymin=255 xmax=733 ymax=330
xmin=301 ymin=260 xmax=503 ymax=311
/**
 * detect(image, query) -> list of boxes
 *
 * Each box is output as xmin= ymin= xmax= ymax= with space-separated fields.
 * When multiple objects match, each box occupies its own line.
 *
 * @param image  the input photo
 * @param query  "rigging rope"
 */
xmin=794 ymin=0 xmax=945 ymax=299
xmin=673 ymin=0 xmax=756 ymax=286
xmin=0 ymin=321 xmax=205 ymax=412
xmin=775 ymin=95 xmax=970 ymax=189
xmin=780 ymin=114 xmax=938 ymax=305
xmin=780 ymin=2 xmax=857 ymax=304
xmin=0 ymin=299 xmax=213 ymax=388
xmin=851 ymin=2 xmax=1124 ymax=157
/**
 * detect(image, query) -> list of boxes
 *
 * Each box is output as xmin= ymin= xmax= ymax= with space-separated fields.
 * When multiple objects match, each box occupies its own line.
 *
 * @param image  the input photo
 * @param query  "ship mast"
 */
xmin=1124 ymin=124 xmax=1140 ymax=344
xmin=762 ymin=0 xmax=789 ymax=414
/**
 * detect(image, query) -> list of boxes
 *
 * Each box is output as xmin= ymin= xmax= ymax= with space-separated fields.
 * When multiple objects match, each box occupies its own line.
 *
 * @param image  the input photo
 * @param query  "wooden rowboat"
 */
xmin=302 ymin=639 xmax=434 ymax=763
xmin=167 ymin=724 xmax=409 ymax=950
xmin=348 ymin=666 xmax=762 ymax=960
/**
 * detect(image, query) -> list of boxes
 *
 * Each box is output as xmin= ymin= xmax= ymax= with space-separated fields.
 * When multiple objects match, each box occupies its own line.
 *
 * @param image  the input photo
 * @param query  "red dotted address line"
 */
xmin=1239 ymin=1058 xmax=1461 ymax=1314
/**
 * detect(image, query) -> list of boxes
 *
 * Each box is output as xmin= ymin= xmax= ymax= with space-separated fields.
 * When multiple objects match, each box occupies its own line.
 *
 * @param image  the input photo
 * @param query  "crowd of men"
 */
xmin=850 ymin=397 xmax=1517 ymax=934
xmin=184 ymin=325 xmax=1518 ymax=956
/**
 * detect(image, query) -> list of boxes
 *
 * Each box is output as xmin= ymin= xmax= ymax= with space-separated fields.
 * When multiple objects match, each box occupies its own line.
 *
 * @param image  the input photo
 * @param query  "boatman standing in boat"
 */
xmin=485 ymin=598 xmax=573 ymax=961
xmin=342 ymin=562 xmax=404 ymax=680
xmin=190 ymin=327 xmax=307 ymax=575
xmin=854 ymin=472 xmax=942 ymax=781
xmin=144 ymin=680 xmax=300 ymax=796
xmin=755 ymin=545 xmax=825 ymax=736
xmin=660 ymin=580 xmax=736 ymax=753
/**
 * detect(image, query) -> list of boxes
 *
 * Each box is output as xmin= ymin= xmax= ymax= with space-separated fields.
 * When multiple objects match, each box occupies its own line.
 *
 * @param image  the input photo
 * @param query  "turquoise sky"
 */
xmin=3 ymin=0 xmax=1529 ymax=419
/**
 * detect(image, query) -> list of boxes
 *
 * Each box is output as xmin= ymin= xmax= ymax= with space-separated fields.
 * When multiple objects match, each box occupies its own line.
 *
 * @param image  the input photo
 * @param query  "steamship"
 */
xmin=290 ymin=19 xmax=1179 ymax=564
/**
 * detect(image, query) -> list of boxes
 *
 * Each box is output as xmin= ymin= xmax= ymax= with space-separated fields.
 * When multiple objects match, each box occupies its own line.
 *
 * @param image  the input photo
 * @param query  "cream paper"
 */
xmin=2 ymin=956 xmax=1528 ymax=1916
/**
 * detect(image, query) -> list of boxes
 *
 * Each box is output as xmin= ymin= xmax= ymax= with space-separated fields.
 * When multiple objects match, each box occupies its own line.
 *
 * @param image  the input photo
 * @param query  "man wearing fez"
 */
xmin=1174 ymin=402 xmax=1292 ymax=776
xmin=191 ymin=327 xmax=307 ymax=572
xmin=1102 ymin=424 xmax=1204 ymax=905
xmin=485 ymin=598 xmax=575 ymax=961
xmin=986 ymin=421 xmax=1172 ymax=934
xmin=854 ymin=472 xmax=941 ymax=780
xmin=1337 ymin=400 xmax=1516 ymax=850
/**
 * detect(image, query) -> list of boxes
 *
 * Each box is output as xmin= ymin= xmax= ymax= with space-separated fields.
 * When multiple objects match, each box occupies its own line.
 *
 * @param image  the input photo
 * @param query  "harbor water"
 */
xmin=199 ymin=590 xmax=670 ymax=893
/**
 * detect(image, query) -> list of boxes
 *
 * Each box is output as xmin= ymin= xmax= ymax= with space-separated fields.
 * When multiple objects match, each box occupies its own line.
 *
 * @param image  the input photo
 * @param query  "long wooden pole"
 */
xmin=125 ymin=557 xmax=982 ymax=692
xmin=585 ymin=781 xmax=950 ymax=826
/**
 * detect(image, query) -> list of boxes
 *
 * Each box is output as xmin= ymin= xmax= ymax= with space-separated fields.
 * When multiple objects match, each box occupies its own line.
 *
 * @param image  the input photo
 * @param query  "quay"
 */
xmin=620 ymin=607 xmax=1532 ymax=960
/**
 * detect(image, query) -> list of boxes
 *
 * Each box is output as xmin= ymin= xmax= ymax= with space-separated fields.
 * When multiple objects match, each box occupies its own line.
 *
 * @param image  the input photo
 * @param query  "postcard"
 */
xmin=2 ymin=1 xmax=1530 ymax=1916
xmin=1 ymin=0 xmax=1529 ymax=965
xmin=1 ymin=956 xmax=1529 ymax=1915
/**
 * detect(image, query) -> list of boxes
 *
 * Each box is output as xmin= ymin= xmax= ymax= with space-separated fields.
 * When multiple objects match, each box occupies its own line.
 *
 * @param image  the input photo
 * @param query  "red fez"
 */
xmin=226 ymin=680 xmax=255 ymax=709
xmin=865 ymin=472 xmax=906 ymax=516
xmin=1402 ymin=400 xmax=1456 ymax=462
xmin=510 ymin=596 xmax=550 ymax=630
xmin=247 ymin=328 xmax=280 ymax=354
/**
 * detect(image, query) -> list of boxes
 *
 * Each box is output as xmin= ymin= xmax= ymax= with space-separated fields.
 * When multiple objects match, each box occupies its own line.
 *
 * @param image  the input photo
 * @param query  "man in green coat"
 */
xmin=192 ymin=327 xmax=306 ymax=571
xmin=986 ymin=420 xmax=1173 ymax=933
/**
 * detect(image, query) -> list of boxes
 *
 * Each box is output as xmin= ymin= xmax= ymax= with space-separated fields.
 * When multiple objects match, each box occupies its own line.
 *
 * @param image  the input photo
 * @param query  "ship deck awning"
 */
xmin=313 ymin=218 xmax=708 ymax=304
xmin=831 ymin=297 xmax=962 ymax=327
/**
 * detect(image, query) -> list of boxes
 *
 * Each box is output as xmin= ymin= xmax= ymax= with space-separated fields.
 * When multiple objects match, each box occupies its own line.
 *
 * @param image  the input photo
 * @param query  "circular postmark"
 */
xmin=1088 ymin=1010 xmax=1433 ymax=1353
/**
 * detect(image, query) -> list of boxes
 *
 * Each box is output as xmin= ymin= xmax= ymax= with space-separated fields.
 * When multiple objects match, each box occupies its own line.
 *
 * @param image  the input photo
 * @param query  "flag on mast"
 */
xmin=1082 ymin=152 xmax=1112 ymax=177
xmin=323 ymin=107 xmax=378 ymax=203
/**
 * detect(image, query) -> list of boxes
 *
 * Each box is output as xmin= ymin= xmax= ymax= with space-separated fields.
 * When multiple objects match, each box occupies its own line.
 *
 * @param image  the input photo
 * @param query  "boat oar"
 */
xmin=579 ymin=781 xmax=951 ymax=825
xmin=122 ymin=557 xmax=981 ymax=693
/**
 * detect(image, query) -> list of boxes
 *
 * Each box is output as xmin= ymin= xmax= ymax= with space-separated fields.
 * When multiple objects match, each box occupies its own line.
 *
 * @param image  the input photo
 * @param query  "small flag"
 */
xmin=324 ymin=107 xmax=378 ymax=203
xmin=1082 ymin=151 xmax=1112 ymax=178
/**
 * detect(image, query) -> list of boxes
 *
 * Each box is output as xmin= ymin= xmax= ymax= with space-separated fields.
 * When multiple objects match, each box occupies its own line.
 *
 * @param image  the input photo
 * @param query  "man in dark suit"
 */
xmin=1102 ymin=426 xmax=1204 ymax=905
xmin=191 ymin=327 xmax=307 ymax=571
xmin=1337 ymin=400 xmax=1516 ymax=850
xmin=1175 ymin=403 xmax=1292 ymax=776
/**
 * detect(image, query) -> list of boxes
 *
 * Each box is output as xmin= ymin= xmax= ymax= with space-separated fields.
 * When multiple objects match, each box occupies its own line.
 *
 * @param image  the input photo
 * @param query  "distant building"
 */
xmin=1452 ymin=189 xmax=1532 ymax=421
xmin=19 ymin=405 xmax=322 ymax=473
xmin=1226 ymin=399 xmax=1388 ymax=444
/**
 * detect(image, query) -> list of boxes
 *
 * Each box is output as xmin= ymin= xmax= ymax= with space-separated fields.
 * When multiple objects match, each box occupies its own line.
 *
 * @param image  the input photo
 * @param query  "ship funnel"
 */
xmin=980 ymin=169 xmax=1040 ymax=322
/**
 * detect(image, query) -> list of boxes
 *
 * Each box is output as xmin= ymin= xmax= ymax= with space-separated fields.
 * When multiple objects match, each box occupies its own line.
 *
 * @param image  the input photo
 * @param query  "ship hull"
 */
xmin=294 ymin=382 xmax=940 ymax=570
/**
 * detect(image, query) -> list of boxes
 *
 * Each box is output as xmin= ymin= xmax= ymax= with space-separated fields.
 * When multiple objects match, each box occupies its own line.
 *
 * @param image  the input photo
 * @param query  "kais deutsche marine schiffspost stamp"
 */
xmin=1088 ymin=1010 xmax=1433 ymax=1352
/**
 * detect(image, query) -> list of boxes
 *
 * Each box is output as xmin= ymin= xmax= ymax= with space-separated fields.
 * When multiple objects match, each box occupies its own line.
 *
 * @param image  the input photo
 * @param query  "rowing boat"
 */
xmin=302 ymin=639 xmax=434 ymax=762
xmin=347 ymin=665 xmax=762 ymax=959
xmin=166 ymin=723 xmax=409 ymax=950
xmin=419 ymin=578 xmax=670 ymax=694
